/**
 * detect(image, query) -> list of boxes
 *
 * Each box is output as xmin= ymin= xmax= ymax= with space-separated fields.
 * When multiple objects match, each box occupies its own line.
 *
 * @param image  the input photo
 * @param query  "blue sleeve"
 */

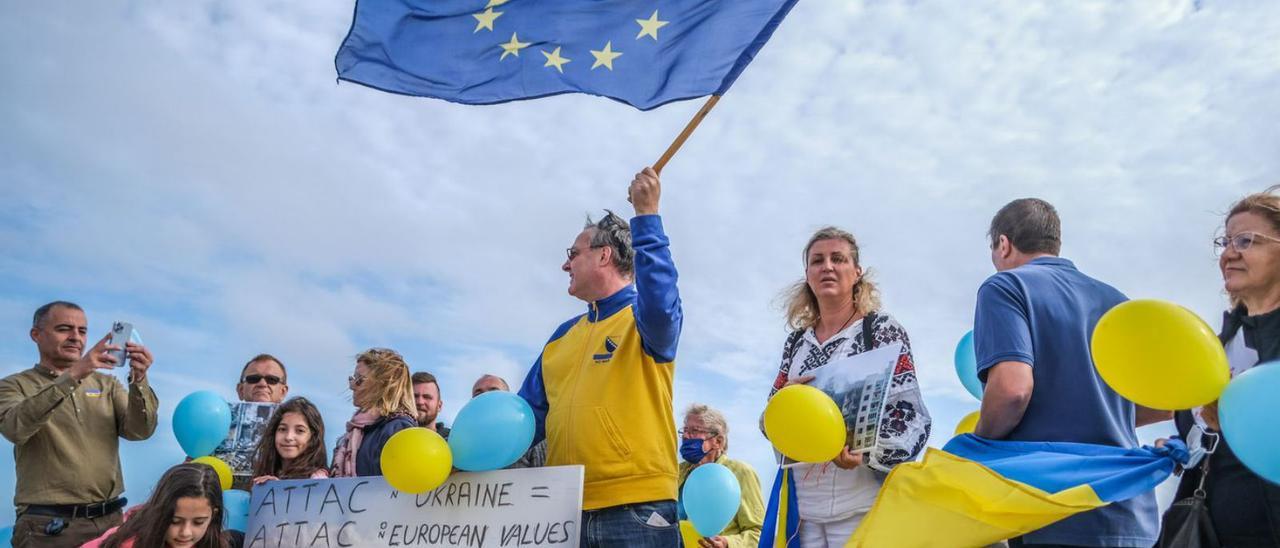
xmin=974 ymin=273 xmax=1034 ymax=383
xmin=367 ymin=416 xmax=415 ymax=476
xmin=630 ymin=214 xmax=683 ymax=363
xmin=518 ymin=316 xmax=579 ymax=446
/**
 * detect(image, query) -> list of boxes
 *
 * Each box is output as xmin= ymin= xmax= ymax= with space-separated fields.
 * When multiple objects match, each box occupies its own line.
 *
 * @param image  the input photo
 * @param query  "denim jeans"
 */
xmin=580 ymin=500 xmax=680 ymax=548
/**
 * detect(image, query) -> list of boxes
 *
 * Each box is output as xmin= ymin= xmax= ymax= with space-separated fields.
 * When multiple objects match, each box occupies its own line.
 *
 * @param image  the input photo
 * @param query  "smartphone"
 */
xmin=108 ymin=321 xmax=133 ymax=367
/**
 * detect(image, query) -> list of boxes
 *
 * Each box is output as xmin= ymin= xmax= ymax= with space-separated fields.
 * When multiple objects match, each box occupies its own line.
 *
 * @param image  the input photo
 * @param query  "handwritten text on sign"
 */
xmin=245 ymin=466 xmax=583 ymax=548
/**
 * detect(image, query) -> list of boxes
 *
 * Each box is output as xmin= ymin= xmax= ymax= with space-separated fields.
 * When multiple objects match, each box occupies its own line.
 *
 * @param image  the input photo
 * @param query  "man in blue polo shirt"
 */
xmin=973 ymin=198 xmax=1171 ymax=547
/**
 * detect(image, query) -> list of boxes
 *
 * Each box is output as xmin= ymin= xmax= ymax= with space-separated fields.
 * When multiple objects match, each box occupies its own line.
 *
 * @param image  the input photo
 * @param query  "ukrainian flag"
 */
xmin=849 ymin=435 xmax=1178 ymax=547
xmin=758 ymin=435 xmax=1182 ymax=548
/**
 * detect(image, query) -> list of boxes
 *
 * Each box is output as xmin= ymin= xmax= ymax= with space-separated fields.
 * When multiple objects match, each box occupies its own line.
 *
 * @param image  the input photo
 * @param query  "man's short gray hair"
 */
xmin=684 ymin=403 xmax=729 ymax=451
xmin=32 ymin=301 xmax=83 ymax=328
xmin=585 ymin=210 xmax=634 ymax=276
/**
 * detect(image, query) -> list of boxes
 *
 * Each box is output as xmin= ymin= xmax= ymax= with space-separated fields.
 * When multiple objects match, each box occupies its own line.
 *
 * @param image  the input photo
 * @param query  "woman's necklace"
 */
xmin=817 ymin=307 xmax=859 ymax=344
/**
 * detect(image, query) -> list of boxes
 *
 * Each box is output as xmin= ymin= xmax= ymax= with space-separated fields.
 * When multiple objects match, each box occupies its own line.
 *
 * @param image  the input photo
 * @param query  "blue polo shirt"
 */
xmin=974 ymin=256 xmax=1157 ymax=547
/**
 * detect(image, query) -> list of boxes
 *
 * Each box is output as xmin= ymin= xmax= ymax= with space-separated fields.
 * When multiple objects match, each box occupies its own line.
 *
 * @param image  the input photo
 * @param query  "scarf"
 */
xmin=330 ymin=409 xmax=382 ymax=478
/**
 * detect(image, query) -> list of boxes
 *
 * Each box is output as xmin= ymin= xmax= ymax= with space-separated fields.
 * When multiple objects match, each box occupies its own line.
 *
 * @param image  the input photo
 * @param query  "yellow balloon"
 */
xmin=191 ymin=456 xmax=232 ymax=491
xmin=763 ymin=384 xmax=845 ymax=463
xmin=679 ymin=520 xmax=701 ymax=548
xmin=1091 ymin=299 xmax=1229 ymax=410
xmin=954 ymin=411 xmax=980 ymax=436
xmin=381 ymin=427 xmax=452 ymax=494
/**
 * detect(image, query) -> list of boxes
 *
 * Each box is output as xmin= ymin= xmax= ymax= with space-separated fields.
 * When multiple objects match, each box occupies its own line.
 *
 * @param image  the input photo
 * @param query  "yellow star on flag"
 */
xmin=542 ymin=46 xmax=571 ymax=73
xmin=498 ymin=33 xmax=530 ymax=61
xmin=473 ymin=8 xmax=503 ymax=33
xmin=590 ymin=41 xmax=623 ymax=70
xmin=486 ymin=0 xmax=508 ymax=7
xmin=635 ymin=10 xmax=669 ymax=41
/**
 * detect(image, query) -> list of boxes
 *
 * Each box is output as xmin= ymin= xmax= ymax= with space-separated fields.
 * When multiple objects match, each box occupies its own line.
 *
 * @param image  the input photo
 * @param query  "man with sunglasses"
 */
xmin=236 ymin=354 xmax=289 ymax=404
xmin=211 ymin=354 xmax=289 ymax=490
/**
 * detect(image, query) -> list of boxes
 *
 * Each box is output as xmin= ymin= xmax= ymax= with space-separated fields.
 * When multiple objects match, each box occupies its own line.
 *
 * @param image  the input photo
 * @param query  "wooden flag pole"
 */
xmin=653 ymin=95 xmax=721 ymax=174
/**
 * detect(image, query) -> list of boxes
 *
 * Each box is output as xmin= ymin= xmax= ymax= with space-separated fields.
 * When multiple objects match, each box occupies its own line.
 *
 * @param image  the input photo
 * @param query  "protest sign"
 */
xmin=245 ymin=465 xmax=583 ymax=548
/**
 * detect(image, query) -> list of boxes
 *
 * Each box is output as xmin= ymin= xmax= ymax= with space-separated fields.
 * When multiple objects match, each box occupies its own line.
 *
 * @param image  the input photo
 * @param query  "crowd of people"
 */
xmin=1 ymin=167 xmax=1278 ymax=547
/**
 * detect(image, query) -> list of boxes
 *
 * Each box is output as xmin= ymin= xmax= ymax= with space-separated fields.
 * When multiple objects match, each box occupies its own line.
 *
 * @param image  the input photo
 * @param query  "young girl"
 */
xmin=84 ymin=463 xmax=230 ymax=548
xmin=251 ymin=397 xmax=330 ymax=484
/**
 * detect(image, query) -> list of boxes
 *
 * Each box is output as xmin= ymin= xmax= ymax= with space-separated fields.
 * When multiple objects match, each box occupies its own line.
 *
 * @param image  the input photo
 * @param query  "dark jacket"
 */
xmin=1173 ymin=306 xmax=1280 ymax=546
xmin=355 ymin=414 xmax=416 ymax=477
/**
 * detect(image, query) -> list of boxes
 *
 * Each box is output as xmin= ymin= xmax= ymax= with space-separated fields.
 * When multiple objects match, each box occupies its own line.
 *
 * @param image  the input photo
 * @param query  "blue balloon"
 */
xmin=682 ymin=463 xmax=741 ymax=537
xmin=0 ymin=525 xmax=12 ymax=545
xmin=1220 ymin=363 xmax=1280 ymax=485
xmin=955 ymin=331 xmax=983 ymax=400
xmin=223 ymin=489 xmax=251 ymax=532
xmin=173 ymin=391 xmax=232 ymax=458
xmin=449 ymin=392 xmax=535 ymax=471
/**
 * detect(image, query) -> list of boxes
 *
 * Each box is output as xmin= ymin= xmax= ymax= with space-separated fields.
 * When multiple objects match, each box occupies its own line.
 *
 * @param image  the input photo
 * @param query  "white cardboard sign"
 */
xmin=244 ymin=466 xmax=583 ymax=548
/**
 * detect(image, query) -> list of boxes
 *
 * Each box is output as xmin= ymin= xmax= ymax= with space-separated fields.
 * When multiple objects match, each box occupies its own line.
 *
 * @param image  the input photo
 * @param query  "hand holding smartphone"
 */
xmin=108 ymin=321 xmax=134 ymax=368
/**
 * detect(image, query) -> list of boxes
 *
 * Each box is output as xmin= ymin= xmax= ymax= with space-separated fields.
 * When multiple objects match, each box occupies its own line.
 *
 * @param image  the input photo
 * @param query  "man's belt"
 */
xmin=23 ymin=497 xmax=127 ymax=519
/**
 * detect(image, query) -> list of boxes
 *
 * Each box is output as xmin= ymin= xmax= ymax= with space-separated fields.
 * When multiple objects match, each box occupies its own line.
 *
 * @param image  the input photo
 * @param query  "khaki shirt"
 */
xmin=0 ymin=365 xmax=158 ymax=510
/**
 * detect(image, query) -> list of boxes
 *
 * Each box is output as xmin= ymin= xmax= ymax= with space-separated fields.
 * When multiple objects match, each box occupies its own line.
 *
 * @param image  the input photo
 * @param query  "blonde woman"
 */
xmin=767 ymin=226 xmax=930 ymax=547
xmin=331 ymin=348 xmax=417 ymax=477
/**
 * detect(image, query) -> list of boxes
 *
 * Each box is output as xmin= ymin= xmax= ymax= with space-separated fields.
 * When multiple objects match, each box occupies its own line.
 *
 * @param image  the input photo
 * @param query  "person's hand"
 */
xmin=832 ymin=446 xmax=863 ymax=470
xmin=698 ymin=536 xmax=729 ymax=548
xmin=628 ymin=167 xmax=661 ymax=216
xmin=68 ymin=333 xmax=120 ymax=381
xmin=126 ymin=342 xmax=154 ymax=383
xmin=252 ymin=475 xmax=279 ymax=485
xmin=783 ymin=375 xmax=815 ymax=388
xmin=1200 ymin=401 xmax=1220 ymax=431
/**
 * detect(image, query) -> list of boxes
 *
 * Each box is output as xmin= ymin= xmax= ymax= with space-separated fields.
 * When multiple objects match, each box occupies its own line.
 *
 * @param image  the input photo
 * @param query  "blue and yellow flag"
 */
xmin=758 ymin=467 xmax=799 ymax=548
xmin=335 ymin=0 xmax=798 ymax=110
xmin=846 ymin=435 xmax=1181 ymax=547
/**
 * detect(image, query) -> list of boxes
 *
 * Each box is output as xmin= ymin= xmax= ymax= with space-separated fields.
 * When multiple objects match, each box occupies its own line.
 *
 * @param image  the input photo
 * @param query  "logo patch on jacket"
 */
xmin=593 ymin=337 xmax=619 ymax=363
xmin=84 ymin=389 xmax=103 ymax=398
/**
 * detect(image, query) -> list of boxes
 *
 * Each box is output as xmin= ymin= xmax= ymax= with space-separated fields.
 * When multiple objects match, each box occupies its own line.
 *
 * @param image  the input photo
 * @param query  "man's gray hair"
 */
xmin=684 ymin=403 xmax=729 ymax=451
xmin=33 ymin=301 xmax=83 ymax=328
xmin=585 ymin=210 xmax=634 ymax=276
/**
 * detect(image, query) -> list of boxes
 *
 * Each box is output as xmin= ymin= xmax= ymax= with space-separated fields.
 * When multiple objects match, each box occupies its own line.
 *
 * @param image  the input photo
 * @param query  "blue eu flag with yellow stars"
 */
xmin=335 ymin=0 xmax=799 ymax=111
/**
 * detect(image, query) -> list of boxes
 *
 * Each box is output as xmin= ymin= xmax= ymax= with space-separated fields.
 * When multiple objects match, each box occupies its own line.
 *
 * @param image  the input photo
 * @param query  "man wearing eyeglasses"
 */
xmin=519 ymin=167 xmax=684 ymax=548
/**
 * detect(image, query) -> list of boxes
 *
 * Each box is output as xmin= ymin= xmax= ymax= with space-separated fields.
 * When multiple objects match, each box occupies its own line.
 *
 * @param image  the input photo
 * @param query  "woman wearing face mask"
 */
xmin=677 ymin=404 xmax=764 ymax=548
xmin=84 ymin=463 xmax=230 ymax=548
xmin=766 ymin=226 xmax=931 ymax=547
xmin=251 ymin=397 xmax=329 ymax=485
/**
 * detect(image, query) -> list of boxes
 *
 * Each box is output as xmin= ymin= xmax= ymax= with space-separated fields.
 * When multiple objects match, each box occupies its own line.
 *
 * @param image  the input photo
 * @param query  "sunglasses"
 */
xmin=242 ymin=374 xmax=283 ymax=386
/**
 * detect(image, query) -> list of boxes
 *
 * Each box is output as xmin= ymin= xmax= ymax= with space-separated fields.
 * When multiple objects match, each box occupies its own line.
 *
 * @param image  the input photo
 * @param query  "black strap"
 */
xmin=861 ymin=311 xmax=878 ymax=350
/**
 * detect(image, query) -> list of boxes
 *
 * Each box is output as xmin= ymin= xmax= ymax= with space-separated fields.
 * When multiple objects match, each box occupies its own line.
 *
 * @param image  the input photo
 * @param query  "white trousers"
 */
xmin=798 ymin=513 xmax=865 ymax=547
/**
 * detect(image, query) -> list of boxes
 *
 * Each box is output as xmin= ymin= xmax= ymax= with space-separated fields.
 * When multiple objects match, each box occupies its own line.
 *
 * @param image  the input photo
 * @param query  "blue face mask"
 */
xmin=680 ymin=437 xmax=708 ymax=464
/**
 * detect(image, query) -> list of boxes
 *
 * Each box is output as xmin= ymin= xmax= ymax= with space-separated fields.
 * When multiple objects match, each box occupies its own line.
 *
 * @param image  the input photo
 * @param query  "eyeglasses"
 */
xmin=1214 ymin=232 xmax=1280 ymax=254
xmin=679 ymin=427 xmax=717 ymax=438
xmin=565 ymin=245 xmax=604 ymax=261
xmin=242 ymin=374 xmax=283 ymax=385
xmin=347 ymin=374 xmax=365 ymax=387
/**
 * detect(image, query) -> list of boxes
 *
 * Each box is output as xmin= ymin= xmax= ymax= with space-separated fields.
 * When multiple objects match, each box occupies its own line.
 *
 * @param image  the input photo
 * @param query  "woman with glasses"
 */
xmin=767 ymin=226 xmax=930 ymax=547
xmin=677 ymin=404 xmax=764 ymax=548
xmin=1166 ymin=187 xmax=1280 ymax=545
xmin=330 ymin=348 xmax=418 ymax=477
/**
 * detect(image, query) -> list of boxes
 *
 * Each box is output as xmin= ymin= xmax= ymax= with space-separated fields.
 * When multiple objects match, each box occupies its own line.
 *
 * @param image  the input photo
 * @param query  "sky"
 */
xmin=3 ymin=0 xmax=1280 ymax=525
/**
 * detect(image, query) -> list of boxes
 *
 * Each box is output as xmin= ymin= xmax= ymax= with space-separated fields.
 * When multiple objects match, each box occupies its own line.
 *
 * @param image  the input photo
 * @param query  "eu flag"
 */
xmin=335 ymin=0 xmax=798 ymax=111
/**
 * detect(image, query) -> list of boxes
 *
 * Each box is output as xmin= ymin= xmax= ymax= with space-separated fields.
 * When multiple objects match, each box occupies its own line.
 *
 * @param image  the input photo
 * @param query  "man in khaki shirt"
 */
xmin=0 ymin=301 xmax=158 ymax=547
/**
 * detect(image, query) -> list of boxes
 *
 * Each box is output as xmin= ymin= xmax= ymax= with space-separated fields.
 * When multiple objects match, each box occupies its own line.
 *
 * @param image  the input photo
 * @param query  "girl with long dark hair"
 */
xmin=251 ymin=397 xmax=329 ymax=484
xmin=83 ymin=463 xmax=229 ymax=548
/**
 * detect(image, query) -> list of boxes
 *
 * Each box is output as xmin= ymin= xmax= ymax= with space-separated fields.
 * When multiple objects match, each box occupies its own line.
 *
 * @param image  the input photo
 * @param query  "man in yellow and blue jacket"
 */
xmin=519 ymin=166 xmax=683 ymax=548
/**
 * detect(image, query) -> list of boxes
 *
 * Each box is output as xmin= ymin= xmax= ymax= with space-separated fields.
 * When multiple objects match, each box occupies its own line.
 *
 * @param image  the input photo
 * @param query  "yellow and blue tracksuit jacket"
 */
xmin=518 ymin=214 xmax=682 ymax=511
